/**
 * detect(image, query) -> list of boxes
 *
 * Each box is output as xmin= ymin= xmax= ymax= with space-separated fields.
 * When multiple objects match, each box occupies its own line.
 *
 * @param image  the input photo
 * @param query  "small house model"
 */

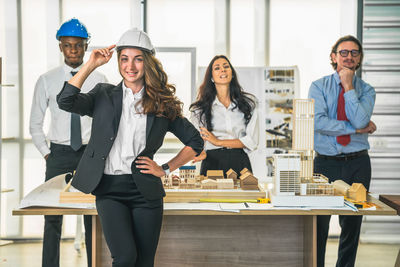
xmin=172 ymin=175 xmax=180 ymax=187
xmin=240 ymin=172 xmax=258 ymax=190
xmin=201 ymin=179 xmax=218 ymax=189
xmin=348 ymin=183 xmax=367 ymax=202
xmin=240 ymin=168 xmax=250 ymax=175
xmin=179 ymin=165 xmax=196 ymax=180
xmin=226 ymin=169 xmax=238 ymax=180
xmin=207 ymin=170 xmax=224 ymax=180
xmin=217 ymin=179 xmax=234 ymax=189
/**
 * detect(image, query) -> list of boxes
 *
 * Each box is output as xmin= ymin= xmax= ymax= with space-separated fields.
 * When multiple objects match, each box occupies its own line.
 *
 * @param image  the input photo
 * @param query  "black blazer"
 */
xmin=57 ymin=82 xmax=203 ymax=200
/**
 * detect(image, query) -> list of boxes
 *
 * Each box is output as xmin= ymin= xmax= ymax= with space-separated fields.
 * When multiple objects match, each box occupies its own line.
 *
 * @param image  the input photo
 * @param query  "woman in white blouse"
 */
xmin=190 ymin=55 xmax=259 ymax=177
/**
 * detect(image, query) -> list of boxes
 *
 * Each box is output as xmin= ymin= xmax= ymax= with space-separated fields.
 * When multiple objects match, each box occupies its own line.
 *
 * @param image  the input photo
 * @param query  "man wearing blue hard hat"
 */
xmin=29 ymin=18 xmax=107 ymax=267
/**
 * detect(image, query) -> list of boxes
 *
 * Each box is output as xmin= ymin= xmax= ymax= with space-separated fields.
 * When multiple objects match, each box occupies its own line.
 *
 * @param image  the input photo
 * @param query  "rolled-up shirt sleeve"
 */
xmin=189 ymin=109 xmax=202 ymax=131
xmin=239 ymin=104 xmax=259 ymax=152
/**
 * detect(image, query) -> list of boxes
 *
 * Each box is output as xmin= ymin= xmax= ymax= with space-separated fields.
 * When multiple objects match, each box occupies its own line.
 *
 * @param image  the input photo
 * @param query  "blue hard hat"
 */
xmin=56 ymin=18 xmax=90 ymax=40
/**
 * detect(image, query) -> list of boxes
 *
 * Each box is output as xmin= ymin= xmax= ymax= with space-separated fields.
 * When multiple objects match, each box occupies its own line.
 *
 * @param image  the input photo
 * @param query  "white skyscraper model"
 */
xmin=291 ymin=99 xmax=315 ymax=182
xmin=271 ymin=99 xmax=343 ymax=207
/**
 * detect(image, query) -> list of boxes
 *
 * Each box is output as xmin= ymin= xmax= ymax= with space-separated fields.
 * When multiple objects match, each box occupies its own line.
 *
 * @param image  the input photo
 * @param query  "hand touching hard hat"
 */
xmin=116 ymin=28 xmax=155 ymax=55
xmin=88 ymin=45 xmax=116 ymax=69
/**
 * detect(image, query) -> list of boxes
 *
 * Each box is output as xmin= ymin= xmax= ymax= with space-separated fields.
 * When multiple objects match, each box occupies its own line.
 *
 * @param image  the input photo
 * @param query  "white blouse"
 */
xmin=190 ymin=97 xmax=259 ymax=153
xmin=104 ymin=83 xmax=147 ymax=175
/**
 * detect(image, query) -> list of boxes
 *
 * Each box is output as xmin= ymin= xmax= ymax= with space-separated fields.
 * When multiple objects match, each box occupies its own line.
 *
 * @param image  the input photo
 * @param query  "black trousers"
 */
xmin=43 ymin=143 xmax=92 ymax=267
xmin=93 ymin=174 xmax=163 ymax=267
xmin=200 ymin=148 xmax=252 ymax=176
xmin=314 ymin=152 xmax=371 ymax=267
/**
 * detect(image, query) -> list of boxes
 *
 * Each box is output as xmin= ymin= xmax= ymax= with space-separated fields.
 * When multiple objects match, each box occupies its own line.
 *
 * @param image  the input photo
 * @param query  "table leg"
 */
xmin=92 ymin=215 xmax=112 ymax=267
xmin=303 ymin=215 xmax=317 ymax=267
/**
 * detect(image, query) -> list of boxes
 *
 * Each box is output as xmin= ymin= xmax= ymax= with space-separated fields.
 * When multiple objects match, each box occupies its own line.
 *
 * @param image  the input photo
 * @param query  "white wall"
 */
xmin=269 ymin=0 xmax=357 ymax=98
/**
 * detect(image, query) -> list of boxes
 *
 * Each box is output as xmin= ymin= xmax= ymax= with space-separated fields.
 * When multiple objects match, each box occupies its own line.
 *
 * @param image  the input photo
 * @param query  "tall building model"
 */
xmin=271 ymin=99 xmax=342 ymax=207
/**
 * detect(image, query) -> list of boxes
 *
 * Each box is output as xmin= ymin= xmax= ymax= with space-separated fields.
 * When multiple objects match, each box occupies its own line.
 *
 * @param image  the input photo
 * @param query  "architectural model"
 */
xmin=333 ymin=180 xmax=367 ymax=202
xmin=162 ymin=166 xmax=259 ymax=191
xmin=271 ymin=99 xmax=343 ymax=207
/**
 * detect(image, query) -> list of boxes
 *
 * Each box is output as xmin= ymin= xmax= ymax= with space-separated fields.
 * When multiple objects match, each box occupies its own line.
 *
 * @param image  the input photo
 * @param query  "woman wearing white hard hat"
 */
xmin=57 ymin=28 xmax=203 ymax=267
xmin=190 ymin=55 xmax=259 ymax=181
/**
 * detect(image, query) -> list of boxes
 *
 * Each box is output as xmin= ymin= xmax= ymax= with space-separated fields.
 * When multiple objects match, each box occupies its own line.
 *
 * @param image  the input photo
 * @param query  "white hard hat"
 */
xmin=116 ymin=28 xmax=155 ymax=55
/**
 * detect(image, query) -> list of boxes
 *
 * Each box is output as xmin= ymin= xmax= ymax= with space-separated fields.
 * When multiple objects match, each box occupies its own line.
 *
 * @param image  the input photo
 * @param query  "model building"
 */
xmin=305 ymin=174 xmax=334 ymax=196
xmin=207 ymin=170 xmax=224 ymax=180
xmin=217 ymin=179 xmax=234 ymax=189
xmin=273 ymin=154 xmax=301 ymax=195
xmin=333 ymin=180 xmax=367 ymax=202
xmin=271 ymin=99 xmax=345 ymax=207
xmin=201 ymin=179 xmax=218 ymax=189
xmin=179 ymin=165 xmax=196 ymax=180
xmin=240 ymin=168 xmax=249 ymax=175
xmin=240 ymin=169 xmax=259 ymax=190
xmin=226 ymin=169 xmax=238 ymax=180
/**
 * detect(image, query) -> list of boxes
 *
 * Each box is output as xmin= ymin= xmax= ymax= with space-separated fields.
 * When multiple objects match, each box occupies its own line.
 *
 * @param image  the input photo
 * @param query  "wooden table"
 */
xmin=379 ymin=195 xmax=400 ymax=215
xmin=13 ymin=195 xmax=396 ymax=267
xmin=379 ymin=195 xmax=400 ymax=266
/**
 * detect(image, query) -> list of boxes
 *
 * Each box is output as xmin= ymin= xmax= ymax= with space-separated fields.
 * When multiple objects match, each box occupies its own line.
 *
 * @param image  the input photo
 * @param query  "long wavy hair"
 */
xmin=118 ymin=49 xmax=183 ymax=120
xmin=189 ymin=55 xmax=255 ymax=131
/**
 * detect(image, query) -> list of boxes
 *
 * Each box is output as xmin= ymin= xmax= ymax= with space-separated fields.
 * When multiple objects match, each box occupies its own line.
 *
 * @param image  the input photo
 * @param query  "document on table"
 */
xmin=219 ymin=203 xmax=247 ymax=212
xmin=164 ymin=202 xmax=221 ymax=211
xmin=245 ymin=203 xmax=310 ymax=210
xmin=163 ymin=202 xmax=246 ymax=212
xmin=19 ymin=173 xmax=95 ymax=209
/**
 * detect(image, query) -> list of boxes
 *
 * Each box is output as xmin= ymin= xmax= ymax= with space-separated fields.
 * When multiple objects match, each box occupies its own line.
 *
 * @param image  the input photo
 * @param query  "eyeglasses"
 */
xmin=336 ymin=49 xmax=360 ymax=57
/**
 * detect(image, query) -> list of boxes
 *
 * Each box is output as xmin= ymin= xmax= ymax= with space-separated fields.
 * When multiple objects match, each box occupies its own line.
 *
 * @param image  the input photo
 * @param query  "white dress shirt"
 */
xmin=104 ymin=83 xmax=147 ymax=175
xmin=190 ymin=97 xmax=259 ymax=152
xmin=29 ymin=63 xmax=107 ymax=157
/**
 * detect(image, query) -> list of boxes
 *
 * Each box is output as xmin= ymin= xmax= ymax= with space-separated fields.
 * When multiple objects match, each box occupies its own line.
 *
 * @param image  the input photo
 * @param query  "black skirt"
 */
xmin=200 ymin=148 xmax=252 ymax=177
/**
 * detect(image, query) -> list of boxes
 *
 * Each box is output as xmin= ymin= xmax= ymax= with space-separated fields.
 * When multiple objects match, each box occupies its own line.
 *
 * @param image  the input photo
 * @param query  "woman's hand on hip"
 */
xmin=200 ymin=127 xmax=221 ymax=146
xmin=135 ymin=156 xmax=165 ymax=177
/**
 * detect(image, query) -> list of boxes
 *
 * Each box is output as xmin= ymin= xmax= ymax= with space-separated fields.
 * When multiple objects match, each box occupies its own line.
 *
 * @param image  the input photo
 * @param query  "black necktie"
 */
xmin=70 ymin=71 xmax=82 ymax=151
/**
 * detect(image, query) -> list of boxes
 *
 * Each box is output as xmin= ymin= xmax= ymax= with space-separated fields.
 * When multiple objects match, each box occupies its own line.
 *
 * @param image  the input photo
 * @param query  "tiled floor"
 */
xmin=0 ymin=239 xmax=399 ymax=266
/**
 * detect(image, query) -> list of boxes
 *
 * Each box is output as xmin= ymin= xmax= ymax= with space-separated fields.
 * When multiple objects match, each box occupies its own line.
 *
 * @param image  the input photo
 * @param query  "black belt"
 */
xmin=316 ymin=150 xmax=368 ymax=161
xmin=50 ymin=142 xmax=87 ymax=151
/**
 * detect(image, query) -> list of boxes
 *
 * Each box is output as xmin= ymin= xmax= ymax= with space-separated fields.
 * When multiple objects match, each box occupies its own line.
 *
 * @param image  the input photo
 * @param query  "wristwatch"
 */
xmin=162 ymin=163 xmax=170 ymax=176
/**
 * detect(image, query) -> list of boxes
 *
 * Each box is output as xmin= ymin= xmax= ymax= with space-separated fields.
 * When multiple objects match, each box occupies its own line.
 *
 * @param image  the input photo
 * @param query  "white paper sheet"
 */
xmin=163 ymin=202 xmax=221 ymax=211
xmin=219 ymin=203 xmax=247 ymax=212
xmin=19 ymin=173 xmax=95 ymax=209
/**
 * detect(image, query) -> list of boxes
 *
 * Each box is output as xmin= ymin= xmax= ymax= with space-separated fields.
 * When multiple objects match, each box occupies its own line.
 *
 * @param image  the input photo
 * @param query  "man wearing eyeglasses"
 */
xmin=29 ymin=18 xmax=107 ymax=267
xmin=308 ymin=35 xmax=376 ymax=267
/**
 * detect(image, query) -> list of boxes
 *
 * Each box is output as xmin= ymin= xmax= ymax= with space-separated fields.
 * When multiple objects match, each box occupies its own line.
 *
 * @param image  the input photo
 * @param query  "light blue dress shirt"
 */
xmin=308 ymin=72 xmax=375 ymax=156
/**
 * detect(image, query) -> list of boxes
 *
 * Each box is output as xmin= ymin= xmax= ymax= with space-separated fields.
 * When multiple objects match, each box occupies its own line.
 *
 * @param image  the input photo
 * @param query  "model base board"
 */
xmin=60 ymin=187 xmax=266 ymax=204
